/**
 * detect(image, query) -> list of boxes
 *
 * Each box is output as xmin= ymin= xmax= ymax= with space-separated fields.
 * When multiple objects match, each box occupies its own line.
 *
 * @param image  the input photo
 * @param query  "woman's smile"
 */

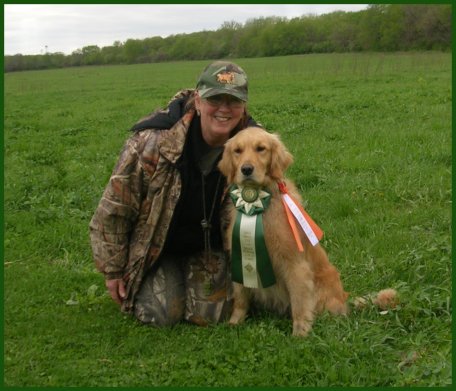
xmin=195 ymin=93 xmax=246 ymax=147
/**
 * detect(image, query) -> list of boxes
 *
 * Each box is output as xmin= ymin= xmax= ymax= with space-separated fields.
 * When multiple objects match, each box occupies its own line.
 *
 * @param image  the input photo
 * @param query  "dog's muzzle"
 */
xmin=241 ymin=164 xmax=254 ymax=177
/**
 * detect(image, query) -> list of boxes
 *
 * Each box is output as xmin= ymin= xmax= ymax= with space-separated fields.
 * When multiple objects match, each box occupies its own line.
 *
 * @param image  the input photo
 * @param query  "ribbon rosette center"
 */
xmin=230 ymin=185 xmax=271 ymax=215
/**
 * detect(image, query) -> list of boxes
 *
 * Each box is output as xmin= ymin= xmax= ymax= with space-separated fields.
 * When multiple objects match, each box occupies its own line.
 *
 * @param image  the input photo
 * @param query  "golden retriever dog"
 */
xmin=218 ymin=127 xmax=349 ymax=336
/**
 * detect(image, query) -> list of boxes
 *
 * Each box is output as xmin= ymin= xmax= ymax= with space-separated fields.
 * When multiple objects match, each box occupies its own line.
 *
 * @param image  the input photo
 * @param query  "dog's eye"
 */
xmin=233 ymin=147 xmax=243 ymax=154
xmin=256 ymin=145 xmax=266 ymax=152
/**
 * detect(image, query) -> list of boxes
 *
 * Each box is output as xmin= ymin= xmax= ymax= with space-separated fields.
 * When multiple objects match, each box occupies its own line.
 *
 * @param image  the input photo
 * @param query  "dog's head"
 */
xmin=218 ymin=127 xmax=293 ymax=186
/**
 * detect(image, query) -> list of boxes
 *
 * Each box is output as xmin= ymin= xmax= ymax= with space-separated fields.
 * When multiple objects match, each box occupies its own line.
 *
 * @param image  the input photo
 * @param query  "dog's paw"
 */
xmin=229 ymin=308 xmax=247 ymax=325
xmin=326 ymin=298 xmax=349 ymax=315
xmin=292 ymin=320 xmax=312 ymax=337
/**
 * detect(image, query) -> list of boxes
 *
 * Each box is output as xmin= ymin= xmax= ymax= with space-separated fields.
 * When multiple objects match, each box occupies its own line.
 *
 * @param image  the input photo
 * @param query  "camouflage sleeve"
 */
xmin=89 ymin=132 xmax=150 ymax=280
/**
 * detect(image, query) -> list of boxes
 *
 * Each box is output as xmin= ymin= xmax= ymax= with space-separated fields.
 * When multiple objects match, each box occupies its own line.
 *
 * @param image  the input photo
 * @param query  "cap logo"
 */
xmin=217 ymin=71 xmax=235 ymax=84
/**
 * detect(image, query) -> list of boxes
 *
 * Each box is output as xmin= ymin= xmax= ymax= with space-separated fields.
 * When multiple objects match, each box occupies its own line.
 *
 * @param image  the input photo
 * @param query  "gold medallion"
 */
xmin=241 ymin=186 xmax=259 ymax=203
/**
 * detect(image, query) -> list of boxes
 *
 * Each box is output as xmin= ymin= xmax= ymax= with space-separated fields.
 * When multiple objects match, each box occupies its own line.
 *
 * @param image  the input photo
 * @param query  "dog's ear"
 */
xmin=269 ymin=133 xmax=293 ymax=180
xmin=218 ymin=139 xmax=236 ymax=183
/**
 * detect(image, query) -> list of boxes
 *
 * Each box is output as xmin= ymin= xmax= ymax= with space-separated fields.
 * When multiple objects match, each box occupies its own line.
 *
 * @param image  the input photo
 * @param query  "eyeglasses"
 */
xmin=204 ymin=94 xmax=245 ymax=108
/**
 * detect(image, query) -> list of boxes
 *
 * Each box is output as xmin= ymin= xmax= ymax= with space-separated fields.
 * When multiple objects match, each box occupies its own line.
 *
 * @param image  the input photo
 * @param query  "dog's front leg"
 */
xmin=285 ymin=262 xmax=316 ymax=337
xmin=229 ymin=282 xmax=250 ymax=325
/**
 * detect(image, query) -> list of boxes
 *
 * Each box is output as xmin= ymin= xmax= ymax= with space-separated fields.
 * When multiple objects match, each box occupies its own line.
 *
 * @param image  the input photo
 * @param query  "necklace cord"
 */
xmin=201 ymin=172 xmax=222 ymax=264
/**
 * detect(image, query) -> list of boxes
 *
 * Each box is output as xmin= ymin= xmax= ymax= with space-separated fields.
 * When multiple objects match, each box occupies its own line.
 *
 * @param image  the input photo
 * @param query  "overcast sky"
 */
xmin=4 ymin=4 xmax=368 ymax=56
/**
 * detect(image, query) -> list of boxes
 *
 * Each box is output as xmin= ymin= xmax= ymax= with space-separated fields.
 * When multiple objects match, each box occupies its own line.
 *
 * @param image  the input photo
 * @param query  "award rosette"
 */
xmin=230 ymin=184 xmax=276 ymax=288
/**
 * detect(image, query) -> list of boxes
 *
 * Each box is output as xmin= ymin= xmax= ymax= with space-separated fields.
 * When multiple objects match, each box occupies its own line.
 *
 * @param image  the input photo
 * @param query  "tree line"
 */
xmin=5 ymin=4 xmax=452 ymax=72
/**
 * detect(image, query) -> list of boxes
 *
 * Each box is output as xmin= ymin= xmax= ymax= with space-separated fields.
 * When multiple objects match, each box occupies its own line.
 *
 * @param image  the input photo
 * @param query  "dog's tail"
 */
xmin=352 ymin=288 xmax=399 ymax=311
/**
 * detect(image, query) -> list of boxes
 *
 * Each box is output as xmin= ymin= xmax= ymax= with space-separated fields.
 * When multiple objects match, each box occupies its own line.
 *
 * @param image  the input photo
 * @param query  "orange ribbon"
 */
xmin=278 ymin=182 xmax=324 ymax=251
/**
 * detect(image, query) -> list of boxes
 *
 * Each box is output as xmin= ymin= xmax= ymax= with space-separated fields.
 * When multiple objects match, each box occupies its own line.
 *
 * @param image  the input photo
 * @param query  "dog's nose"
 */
xmin=241 ymin=164 xmax=254 ymax=177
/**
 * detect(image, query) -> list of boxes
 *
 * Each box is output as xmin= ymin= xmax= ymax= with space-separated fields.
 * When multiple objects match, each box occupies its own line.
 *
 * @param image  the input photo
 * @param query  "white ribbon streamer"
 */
xmin=239 ymin=214 xmax=260 ymax=288
xmin=282 ymin=194 xmax=319 ymax=246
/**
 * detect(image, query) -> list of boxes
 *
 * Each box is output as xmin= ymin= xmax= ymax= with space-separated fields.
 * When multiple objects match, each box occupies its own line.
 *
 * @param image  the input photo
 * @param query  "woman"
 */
xmin=89 ymin=61 xmax=259 ymax=326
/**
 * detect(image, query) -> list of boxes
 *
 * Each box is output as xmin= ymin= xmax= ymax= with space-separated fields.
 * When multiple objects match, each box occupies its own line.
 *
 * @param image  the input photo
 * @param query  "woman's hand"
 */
xmin=105 ymin=279 xmax=126 ymax=305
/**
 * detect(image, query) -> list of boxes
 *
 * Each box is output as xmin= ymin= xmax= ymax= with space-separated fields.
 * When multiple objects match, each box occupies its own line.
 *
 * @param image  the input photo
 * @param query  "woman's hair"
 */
xmin=184 ymin=92 xmax=197 ymax=112
xmin=185 ymin=90 xmax=251 ymax=134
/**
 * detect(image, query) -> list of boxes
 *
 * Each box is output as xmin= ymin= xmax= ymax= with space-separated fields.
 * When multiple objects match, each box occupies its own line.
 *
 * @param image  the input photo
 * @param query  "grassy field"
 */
xmin=3 ymin=52 xmax=452 ymax=386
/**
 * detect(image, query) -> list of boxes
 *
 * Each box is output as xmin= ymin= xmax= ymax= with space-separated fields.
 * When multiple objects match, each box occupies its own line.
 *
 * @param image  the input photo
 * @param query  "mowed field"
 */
xmin=3 ymin=52 xmax=452 ymax=386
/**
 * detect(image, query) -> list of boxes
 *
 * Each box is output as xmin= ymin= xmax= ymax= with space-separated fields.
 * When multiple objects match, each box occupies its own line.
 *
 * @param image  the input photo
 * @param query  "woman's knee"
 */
xmin=184 ymin=251 xmax=233 ymax=326
xmin=134 ymin=256 xmax=185 ymax=327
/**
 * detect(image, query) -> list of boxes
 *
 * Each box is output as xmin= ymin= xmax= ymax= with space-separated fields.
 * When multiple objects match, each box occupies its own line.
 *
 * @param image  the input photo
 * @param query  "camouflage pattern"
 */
xmin=90 ymin=89 xmax=235 ymax=318
xmin=184 ymin=250 xmax=233 ymax=326
xmin=196 ymin=61 xmax=248 ymax=102
xmin=90 ymin=90 xmax=194 ymax=314
xmin=134 ymin=251 xmax=232 ymax=326
xmin=134 ymin=254 xmax=185 ymax=326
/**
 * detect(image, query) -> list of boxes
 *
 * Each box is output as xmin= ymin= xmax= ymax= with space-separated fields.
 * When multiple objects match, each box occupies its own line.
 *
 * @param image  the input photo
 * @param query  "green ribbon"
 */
xmin=230 ymin=185 xmax=276 ymax=288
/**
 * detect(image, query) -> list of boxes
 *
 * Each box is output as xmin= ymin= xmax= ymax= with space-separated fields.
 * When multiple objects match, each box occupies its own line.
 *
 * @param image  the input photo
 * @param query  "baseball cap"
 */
xmin=196 ymin=61 xmax=248 ymax=102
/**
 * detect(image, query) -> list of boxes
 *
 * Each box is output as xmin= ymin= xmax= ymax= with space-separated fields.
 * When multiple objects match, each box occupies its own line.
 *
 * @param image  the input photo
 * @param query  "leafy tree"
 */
xmin=379 ymin=5 xmax=405 ymax=51
xmin=124 ymin=39 xmax=146 ymax=63
xmin=101 ymin=41 xmax=124 ymax=64
xmin=81 ymin=45 xmax=102 ymax=66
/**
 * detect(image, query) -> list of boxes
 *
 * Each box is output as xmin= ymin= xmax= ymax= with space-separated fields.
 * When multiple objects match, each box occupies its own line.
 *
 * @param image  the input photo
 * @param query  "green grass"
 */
xmin=3 ymin=52 xmax=452 ymax=387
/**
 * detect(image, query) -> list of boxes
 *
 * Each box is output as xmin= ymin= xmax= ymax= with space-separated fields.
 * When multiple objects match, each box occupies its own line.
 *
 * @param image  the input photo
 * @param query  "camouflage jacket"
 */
xmin=90 ymin=97 xmax=198 ymax=313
